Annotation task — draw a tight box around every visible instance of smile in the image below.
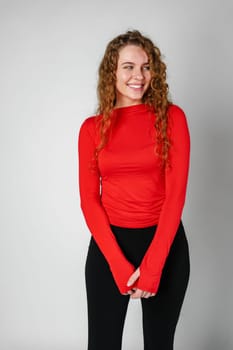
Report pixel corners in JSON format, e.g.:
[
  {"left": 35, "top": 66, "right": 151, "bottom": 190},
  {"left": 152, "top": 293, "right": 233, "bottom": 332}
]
[{"left": 127, "top": 84, "right": 144, "bottom": 89}]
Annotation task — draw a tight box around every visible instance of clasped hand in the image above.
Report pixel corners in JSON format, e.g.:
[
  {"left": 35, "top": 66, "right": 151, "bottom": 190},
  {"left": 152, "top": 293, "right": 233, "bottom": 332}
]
[{"left": 124, "top": 268, "right": 155, "bottom": 299}]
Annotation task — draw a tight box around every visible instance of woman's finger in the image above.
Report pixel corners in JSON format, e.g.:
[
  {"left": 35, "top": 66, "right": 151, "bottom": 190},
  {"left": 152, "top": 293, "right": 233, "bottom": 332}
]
[
  {"left": 141, "top": 291, "right": 147, "bottom": 298},
  {"left": 130, "top": 289, "right": 156, "bottom": 299},
  {"left": 130, "top": 288, "right": 143, "bottom": 299},
  {"left": 127, "top": 268, "right": 140, "bottom": 287},
  {"left": 142, "top": 292, "right": 150, "bottom": 298}
]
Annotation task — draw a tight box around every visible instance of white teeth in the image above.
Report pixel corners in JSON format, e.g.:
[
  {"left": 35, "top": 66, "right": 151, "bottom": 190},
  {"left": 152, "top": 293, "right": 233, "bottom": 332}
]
[{"left": 128, "top": 84, "right": 143, "bottom": 88}]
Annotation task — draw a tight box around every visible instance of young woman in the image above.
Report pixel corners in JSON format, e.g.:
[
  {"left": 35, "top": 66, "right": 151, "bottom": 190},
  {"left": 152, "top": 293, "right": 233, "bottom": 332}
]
[{"left": 78, "top": 30, "right": 190, "bottom": 350}]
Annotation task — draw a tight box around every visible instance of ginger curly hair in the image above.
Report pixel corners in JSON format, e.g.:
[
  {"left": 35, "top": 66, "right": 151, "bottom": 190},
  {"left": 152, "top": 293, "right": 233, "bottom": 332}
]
[{"left": 96, "top": 29, "right": 171, "bottom": 165}]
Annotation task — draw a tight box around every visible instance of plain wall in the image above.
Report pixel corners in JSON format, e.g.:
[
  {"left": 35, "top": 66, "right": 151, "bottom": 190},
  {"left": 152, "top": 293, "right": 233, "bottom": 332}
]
[{"left": 0, "top": 0, "right": 233, "bottom": 349}]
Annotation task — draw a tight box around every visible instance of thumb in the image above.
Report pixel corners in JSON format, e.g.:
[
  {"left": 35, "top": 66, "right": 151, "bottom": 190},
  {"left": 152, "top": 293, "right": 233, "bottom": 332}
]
[{"left": 127, "top": 268, "right": 140, "bottom": 287}]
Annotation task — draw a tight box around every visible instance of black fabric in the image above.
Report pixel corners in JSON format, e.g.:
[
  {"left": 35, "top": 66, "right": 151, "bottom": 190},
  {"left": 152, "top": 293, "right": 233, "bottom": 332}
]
[{"left": 85, "top": 222, "right": 190, "bottom": 350}]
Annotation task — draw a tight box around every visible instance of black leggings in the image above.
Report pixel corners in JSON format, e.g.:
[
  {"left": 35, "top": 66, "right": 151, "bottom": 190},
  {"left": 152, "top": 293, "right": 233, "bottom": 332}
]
[{"left": 85, "top": 222, "right": 190, "bottom": 350}]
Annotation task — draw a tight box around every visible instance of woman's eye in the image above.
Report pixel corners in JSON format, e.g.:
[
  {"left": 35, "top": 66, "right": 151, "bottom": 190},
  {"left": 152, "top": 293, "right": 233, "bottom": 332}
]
[{"left": 122, "top": 65, "right": 150, "bottom": 71}]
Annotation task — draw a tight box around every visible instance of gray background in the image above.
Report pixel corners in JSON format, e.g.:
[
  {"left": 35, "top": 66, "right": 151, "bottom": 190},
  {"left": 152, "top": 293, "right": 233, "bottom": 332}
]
[{"left": 0, "top": 0, "right": 233, "bottom": 349}]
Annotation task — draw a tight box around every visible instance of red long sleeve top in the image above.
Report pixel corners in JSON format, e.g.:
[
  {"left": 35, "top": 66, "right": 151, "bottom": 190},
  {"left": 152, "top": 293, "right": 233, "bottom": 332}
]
[{"left": 78, "top": 103, "right": 190, "bottom": 294}]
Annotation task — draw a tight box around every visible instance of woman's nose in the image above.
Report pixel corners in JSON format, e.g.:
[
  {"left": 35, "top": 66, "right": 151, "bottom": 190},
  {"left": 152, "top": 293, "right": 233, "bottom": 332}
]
[{"left": 133, "top": 68, "right": 144, "bottom": 80}]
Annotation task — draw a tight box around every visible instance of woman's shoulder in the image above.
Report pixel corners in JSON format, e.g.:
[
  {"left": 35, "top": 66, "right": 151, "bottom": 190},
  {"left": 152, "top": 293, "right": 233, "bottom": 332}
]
[
  {"left": 79, "top": 113, "right": 101, "bottom": 134},
  {"left": 168, "top": 103, "right": 188, "bottom": 126},
  {"left": 168, "top": 103, "right": 186, "bottom": 117},
  {"left": 80, "top": 115, "right": 96, "bottom": 128},
  {"left": 167, "top": 104, "right": 189, "bottom": 142}
]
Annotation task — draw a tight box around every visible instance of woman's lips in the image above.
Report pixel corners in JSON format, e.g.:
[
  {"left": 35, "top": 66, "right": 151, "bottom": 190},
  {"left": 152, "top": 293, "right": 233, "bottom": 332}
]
[{"left": 127, "top": 84, "right": 144, "bottom": 90}]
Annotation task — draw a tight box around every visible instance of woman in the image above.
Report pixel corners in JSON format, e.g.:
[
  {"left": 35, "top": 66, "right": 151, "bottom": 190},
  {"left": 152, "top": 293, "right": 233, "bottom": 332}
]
[{"left": 78, "top": 30, "right": 190, "bottom": 350}]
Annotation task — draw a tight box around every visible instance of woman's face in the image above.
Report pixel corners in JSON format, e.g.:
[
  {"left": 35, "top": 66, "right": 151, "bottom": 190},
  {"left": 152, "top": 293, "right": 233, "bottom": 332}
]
[{"left": 115, "top": 45, "right": 151, "bottom": 108}]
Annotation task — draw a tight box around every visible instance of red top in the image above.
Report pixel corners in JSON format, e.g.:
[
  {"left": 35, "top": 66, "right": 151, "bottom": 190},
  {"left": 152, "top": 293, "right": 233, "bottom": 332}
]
[{"left": 78, "top": 103, "right": 190, "bottom": 294}]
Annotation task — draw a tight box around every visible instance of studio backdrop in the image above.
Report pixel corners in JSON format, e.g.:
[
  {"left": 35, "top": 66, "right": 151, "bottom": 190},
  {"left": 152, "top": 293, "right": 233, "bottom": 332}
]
[{"left": 0, "top": 0, "right": 233, "bottom": 349}]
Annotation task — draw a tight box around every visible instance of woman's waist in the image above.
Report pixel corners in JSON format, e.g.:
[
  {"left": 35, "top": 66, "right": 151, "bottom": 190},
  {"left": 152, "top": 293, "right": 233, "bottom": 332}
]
[{"left": 101, "top": 196, "right": 163, "bottom": 228}]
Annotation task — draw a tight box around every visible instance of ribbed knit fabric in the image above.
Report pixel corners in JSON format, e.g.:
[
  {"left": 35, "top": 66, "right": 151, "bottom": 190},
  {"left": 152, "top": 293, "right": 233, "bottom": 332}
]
[{"left": 78, "top": 103, "right": 190, "bottom": 294}]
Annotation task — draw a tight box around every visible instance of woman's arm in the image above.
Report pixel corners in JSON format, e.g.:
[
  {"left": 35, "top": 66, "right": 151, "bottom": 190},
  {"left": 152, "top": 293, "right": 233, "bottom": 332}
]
[
  {"left": 137, "top": 105, "right": 190, "bottom": 294},
  {"left": 78, "top": 117, "right": 135, "bottom": 294}
]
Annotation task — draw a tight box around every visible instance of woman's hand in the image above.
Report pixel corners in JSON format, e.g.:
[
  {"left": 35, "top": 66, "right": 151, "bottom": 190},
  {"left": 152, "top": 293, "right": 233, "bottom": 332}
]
[{"left": 125, "top": 268, "right": 156, "bottom": 299}]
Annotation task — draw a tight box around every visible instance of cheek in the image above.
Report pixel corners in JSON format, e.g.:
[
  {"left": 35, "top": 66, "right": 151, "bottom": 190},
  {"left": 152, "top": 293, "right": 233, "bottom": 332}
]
[
  {"left": 115, "top": 77, "right": 125, "bottom": 93},
  {"left": 116, "top": 70, "right": 130, "bottom": 83}
]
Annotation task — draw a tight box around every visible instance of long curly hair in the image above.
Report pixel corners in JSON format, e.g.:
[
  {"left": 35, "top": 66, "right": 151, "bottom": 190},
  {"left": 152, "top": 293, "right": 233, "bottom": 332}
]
[{"left": 96, "top": 29, "right": 171, "bottom": 165}]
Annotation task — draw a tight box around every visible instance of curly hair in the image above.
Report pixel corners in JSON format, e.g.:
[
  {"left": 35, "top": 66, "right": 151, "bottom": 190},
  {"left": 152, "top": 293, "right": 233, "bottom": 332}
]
[{"left": 96, "top": 29, "right": 171, "bottom": 165}]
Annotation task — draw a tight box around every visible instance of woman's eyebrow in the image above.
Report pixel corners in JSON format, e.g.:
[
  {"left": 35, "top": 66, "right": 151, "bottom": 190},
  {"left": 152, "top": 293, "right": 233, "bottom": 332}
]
[
  {"left": 121, "top": 61, "right": 149, "bottom": 65},
  {"left": 121, "top": 61, "right": 134, "bottom": 65}
]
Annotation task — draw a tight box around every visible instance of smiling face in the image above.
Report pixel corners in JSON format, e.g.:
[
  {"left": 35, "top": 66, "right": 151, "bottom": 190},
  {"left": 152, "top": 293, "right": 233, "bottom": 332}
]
[{"left": 115, "top": 45, "right": 152, "bottom": 108}]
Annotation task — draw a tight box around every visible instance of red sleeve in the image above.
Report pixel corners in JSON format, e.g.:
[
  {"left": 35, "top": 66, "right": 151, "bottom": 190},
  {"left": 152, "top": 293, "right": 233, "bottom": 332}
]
[
  {"left": 78, "top": 117, "right": 135, "bottom": 294},
  {"left": 137, "top": 105, "right": 190, "bottom": 293}
]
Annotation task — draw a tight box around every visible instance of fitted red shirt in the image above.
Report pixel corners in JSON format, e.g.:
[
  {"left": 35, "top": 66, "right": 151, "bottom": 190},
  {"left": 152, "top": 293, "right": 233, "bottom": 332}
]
[{"left": 78, "top": 103, "right": 190, "bottom": 294}]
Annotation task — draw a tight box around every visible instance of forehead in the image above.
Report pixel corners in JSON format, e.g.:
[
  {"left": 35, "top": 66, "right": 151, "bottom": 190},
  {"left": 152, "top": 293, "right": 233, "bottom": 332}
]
[{"left": 118, "top": 45, "right": 149, "bottom": 63}]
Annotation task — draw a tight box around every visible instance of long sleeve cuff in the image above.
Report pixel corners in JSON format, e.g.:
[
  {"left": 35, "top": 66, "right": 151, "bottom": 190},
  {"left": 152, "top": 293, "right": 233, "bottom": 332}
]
[
  {"left": 136, "top": 272, "right": 162, "bottom": 294},
  {"left": 109, "top": 261, "right": 136, "bottom": 294}
]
